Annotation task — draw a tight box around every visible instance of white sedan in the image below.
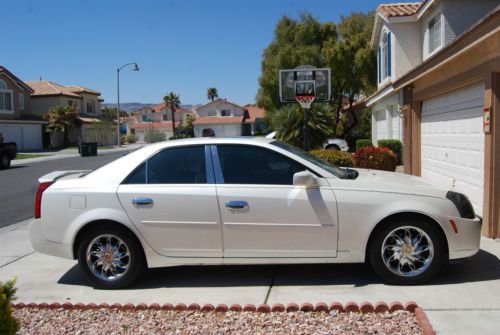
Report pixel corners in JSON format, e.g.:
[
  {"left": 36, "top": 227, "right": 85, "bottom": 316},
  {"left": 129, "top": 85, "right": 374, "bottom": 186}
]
[
  {"left": 30, "top": 137, "right": 481, "bottom": 288},
  {"left": 265, "top": 131, "right": 349, "bottom": 151}
]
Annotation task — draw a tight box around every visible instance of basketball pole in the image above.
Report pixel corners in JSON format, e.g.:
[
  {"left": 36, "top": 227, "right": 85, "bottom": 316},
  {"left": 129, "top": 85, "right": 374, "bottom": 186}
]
[{"left": 303, "top": 107, "right": 309, "bottom": 151}]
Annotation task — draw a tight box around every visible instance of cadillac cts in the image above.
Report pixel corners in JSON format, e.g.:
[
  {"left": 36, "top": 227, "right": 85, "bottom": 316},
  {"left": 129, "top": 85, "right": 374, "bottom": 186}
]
[{"left": 29, "top": 137, "right": 481, "bottom": 288}]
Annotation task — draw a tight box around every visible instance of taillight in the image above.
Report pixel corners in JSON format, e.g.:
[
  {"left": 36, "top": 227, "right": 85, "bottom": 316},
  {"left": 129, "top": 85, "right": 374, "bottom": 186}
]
[{"left": 35, "top": 182, "right": 54, "bottom": 219}]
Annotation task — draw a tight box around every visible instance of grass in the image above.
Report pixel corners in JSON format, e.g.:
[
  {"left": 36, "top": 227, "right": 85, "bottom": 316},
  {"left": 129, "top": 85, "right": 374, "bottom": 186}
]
[{"left": 15, "top": 153, "right": 52, "bottom": 160}]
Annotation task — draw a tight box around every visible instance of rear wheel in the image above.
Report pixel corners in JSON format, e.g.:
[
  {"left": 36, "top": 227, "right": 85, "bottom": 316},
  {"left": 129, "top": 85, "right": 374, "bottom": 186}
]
[
  {"left": 325, "top": 144, "right": 340, "bottom": 151},
  {"left": 368, "top": 219, "right": 447, "bottom": 285},
  {"left": 0, "top": 154, "right": 11, "bottom": 169},
  {"left": 77, "top": 225, "right": 145, "bottom": 289}
]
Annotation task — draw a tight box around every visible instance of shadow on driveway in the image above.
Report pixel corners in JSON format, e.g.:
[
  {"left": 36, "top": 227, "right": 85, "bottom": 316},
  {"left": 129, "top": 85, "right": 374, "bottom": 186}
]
[{"left": 58, "top": 249, "right": 500, "bottom": 290}]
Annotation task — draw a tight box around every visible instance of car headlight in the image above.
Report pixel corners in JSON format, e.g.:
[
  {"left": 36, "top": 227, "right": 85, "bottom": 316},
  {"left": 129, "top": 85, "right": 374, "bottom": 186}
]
[{"left": 446, "top": 191, "right": 475, "bottom": 219}]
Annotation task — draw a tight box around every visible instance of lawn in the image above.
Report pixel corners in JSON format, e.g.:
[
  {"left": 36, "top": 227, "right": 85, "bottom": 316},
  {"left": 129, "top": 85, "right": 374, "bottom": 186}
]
[{"left": 15, "top": 153, "right": 52, "bottom": 160}]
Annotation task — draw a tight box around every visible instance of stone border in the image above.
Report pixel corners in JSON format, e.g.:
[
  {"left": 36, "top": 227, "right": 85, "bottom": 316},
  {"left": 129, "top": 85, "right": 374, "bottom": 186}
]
[{"left": 12, "top": 301, "right": 434, "bottom": 334}]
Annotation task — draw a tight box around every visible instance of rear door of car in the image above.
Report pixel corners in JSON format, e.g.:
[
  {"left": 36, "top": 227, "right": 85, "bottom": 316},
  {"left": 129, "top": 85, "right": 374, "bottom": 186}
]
[
  {"left": 117, "top": 145, "right": 223, "bottom": 259},
  {"left": 212, "top": 144, "right": 338, "bottom": 259}
]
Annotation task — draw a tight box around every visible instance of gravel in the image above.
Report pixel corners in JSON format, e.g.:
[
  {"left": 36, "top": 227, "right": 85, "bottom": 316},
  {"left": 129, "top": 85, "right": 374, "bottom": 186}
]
[{"left": 14, "top": 308, "right": 423, "bottom": 335}]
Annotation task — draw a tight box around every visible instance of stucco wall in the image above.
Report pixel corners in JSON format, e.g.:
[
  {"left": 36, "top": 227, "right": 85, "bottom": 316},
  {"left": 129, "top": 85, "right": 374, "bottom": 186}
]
[
  {"left": 0, "top": 73, "right": 32, "bottom": 118},
  {"left": 196, "top": 102, "right": 244, "bottom": 117},
  {"left": 80, "top": 93, "right": 101, "bottom": 116},
  {"left": 31, "top": 96, "right": 81, "bottom": 117}
]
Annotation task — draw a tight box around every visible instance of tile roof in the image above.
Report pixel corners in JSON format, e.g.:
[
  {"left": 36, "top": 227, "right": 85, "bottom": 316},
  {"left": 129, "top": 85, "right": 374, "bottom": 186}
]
[
  {"left": 130, "top": 121, "right": 180, "bottom": 129},
  {"left": 151, "top": 103, "right": 191, "bottom": 113},
  {"left": 377, "top": 2, "right": 423, "bottom": 18},
  {"left": 244, "top": 106, "right": 266, "bottom": 122},
  {"left": 65, "top": 85, "right": 100, "bottom": 95},
  {"left": 0, "top": 66, "right": 34, "bottom": 93},
  {"left": 26, "top": 81, "right": 82, "bottom": 98},
  {"left": 193, "top": 116, "right": 243, "bottom": 125},
  {"left": 195, "top": 98, "right": 245, "bottom": 111}
]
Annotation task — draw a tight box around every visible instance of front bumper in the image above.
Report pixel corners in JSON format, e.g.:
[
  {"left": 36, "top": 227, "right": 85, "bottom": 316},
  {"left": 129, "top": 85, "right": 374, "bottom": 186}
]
[
  {"left": 29, "top": 219, "right": 73, "bottom": 259},
  {"left": 446, "top": 215, "right": 482, "bottom": 260}
]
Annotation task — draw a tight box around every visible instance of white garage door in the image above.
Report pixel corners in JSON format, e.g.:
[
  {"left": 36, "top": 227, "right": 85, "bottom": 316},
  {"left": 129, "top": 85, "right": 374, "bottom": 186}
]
[
  {"left": 0, "top": 123, "right": 42, "bottom": 151},
  {"left": 421, "top": 82, "right": 484, "bottom": 216}
]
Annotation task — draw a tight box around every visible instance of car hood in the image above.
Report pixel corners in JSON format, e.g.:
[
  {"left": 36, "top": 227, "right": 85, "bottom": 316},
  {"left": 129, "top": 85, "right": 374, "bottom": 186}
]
[{"left": 329, "top": 168, "right": 449, "bottom": 199}]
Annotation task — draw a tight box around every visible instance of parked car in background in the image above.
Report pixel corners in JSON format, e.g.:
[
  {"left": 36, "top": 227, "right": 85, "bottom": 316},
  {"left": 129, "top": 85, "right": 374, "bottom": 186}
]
[
  {"left": 265, "top": 131, "right": 349, "bottom": 151},
  {"left": 30, "top": 137, "right": 481, "bottom": 288},
  {"left": 0, "top": 131, "right": 17, "bottom": 169}
]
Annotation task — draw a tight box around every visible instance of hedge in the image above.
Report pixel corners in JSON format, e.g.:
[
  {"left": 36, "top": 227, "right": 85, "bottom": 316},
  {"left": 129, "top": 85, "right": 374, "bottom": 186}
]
[
  {"left": 354, "top": 146, "right": 398, "bottom": 172},
  {"left": 356, "top": 139, "right": 373, "bottom": 151},
  {"left": 378, "top": 139, "right": 403, "bottom": 164},
  {"left": 309, "top": 149, "right": 354, "bottom": 167}
]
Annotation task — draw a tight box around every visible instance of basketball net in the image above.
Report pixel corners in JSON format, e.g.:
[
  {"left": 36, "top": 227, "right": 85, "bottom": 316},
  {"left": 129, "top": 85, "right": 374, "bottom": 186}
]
[{"left": 295, "top": 95, "right": 315, "bottom": 109}]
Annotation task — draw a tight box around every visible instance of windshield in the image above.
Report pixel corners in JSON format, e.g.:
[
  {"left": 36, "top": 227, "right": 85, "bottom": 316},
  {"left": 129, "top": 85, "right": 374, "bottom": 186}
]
[{"left": 271, "top": 141, "right": 347, "bottom": 179}]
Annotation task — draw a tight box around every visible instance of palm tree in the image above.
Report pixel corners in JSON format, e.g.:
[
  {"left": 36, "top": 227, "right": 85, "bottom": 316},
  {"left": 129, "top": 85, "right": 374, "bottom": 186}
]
[
  {"left": 163, "top": 92, "right": 181, "bottom": 137},
  {"left": 207, "top": 87, "right": 218, "bottom": 101},
  {"left": 42, "top": 105, "right": 81, "bottom": 146}
]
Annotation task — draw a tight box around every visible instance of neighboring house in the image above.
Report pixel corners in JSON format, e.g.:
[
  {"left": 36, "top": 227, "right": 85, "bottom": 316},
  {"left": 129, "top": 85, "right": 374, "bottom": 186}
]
[
  {"left": 129, "top": 103, "right": 191, "bottom": 141},
  {"left": 0, "top": 66, "right": 45, "bottom": 151},
  {"left": 193, "top": 98, "right": 266, "bottom": 137},
  {"left": 367, "top": 1, "right": 500, "bottom": 237},
  {"left": 26, "top": 80, "right": 116, "bottom": 146}
]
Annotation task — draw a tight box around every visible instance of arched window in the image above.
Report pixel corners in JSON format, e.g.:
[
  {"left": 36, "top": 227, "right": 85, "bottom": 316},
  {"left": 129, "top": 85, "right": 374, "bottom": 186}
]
[{"left": 0, "top": 79, "right": 13, "bottom": 113}]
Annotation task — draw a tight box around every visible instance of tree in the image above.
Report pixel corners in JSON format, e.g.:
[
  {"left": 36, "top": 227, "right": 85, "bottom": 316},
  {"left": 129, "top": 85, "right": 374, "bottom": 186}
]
[
  {"left": 256, "top": 12, "right": 376, "bottom": 138},
  {"left": 207, "top": 87, "right": 218, "bottom": 101},
  {"left": 42, "top": 105, "right": 81, "bottom": 146},
  {"left": 101, "top": 107, "right": 127, "bottom": 122},
  {"left": 182, "top": 114, "right": 196, "bottom": 138},
  {"left": 163, "top": 92, "right": 181, "bottom": 136},
  {"left": 87, "top": 120, "right": 114, "bottom": 146}
]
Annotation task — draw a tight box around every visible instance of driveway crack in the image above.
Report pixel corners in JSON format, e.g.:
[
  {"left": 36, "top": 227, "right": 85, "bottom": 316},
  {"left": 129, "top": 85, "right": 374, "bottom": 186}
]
[{"left": 263, "top": 266, "right": 278, "bottom": 305}]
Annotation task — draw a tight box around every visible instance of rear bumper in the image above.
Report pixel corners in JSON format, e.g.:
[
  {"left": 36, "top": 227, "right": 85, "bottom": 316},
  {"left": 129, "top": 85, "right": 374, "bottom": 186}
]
[
  {"left": 29, "top": 219, "right": 73, "bottom": 259},
  {"left": 447, "top": 215, "right": 482, "bottom": 260}
]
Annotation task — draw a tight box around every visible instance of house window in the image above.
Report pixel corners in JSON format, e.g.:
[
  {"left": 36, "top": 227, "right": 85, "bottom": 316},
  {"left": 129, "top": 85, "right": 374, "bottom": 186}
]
[
  {"left": 221, "top": 110, "right": 231, "bottom": 117},
  {"left": 379, "top": 31, "right": 390, "bottom": 81},
  {"left": 86, "top": 101, "right": 95, "bottom": 114},
  {"left": 0, "top": 80, "right": 13, "bottom": 113},
  {"left": 428, "top": 14, "right": 442, "bottom": 53},
  {"left": 19, "top": 94, "right": 24, "bottom": 110}
]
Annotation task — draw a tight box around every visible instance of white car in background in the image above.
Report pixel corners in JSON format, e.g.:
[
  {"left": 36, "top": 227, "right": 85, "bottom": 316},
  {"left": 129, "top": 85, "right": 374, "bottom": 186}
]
[
  {"left": 265, "top": 131, "right": 349, "bottom": 151},
  {"left": 30, "top": 137, "right": 481, "bottom": 289}
]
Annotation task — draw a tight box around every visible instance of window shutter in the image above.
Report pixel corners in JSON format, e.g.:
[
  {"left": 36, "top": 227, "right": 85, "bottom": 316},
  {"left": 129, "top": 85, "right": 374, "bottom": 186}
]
[
  {"left": 378, "top": 46, "right": 381, "bottom": 83},
  {"left": 387, "top": 32, "right": 392, "bottom": 77}
]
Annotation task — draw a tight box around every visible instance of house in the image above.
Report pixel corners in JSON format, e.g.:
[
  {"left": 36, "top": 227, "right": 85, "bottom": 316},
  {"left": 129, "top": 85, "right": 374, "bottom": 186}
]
[
  {"left": 193, "top": 98, "right": 266, "bottom": 137},
  {"left": 367, "top": 1, "right": 500, "bottom": 237},
  {"left": 129, "top": 103, "right": 191, "bottom": 141},
  {"left": 0, "top": 66, "right": 45, "bottom": 151},
  {"left": 26, "top": 80, "right": 116, "bottom": 146}
]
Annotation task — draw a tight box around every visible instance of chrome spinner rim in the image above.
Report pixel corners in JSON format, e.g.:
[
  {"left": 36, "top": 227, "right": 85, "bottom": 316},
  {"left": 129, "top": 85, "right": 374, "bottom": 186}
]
[
  {"left": 86, "top": 234, "right": 130, "bottom": 282},
  {"left": 381, "top": 226, "right": 434, "bottom": 277}
]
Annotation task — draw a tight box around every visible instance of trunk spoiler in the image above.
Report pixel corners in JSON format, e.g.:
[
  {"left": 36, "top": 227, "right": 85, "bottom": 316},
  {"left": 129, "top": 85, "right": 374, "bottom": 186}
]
[{"left": 38, "top": 170, "right": 92, "bottom": 183}]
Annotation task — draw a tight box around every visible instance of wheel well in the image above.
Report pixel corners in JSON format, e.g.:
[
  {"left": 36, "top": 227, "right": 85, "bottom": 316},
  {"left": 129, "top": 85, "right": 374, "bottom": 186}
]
[
  {"left": 325, "top": 144, "right": 340, "bottom": 150},
  {"left": 364, "top": 212, "right": 449, "bottom": 263},
  {"left": 72, "top": 220, "right": 145, "bottom": 260}
]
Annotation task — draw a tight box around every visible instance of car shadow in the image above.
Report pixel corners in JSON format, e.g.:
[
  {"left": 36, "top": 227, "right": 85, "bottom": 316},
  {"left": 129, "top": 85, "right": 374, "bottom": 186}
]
[{"left": 58, "top": 249, "right": 500, "bottom": 290}]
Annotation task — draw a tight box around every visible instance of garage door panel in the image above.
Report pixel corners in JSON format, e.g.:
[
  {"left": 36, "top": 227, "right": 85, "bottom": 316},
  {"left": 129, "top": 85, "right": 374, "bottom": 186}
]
[{"left": 421, "top": 82, "right": 484, "bottom": 216}]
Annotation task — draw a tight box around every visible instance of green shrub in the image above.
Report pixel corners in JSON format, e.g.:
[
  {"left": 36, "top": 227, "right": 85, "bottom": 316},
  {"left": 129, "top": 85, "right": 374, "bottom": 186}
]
[
  {"left": 378, "top": 139, "right": 403, "bottom": 164},
  {"left": 310, "top": 149, "right": 354, "bottom": 167},
  {"left": 0, "top": 279, "right": 19, "bottom": 335},
  {"left": 124, "top": 134, "right": 137, "bottom": 144},
  {"left": 354, "top": 146, "right": 398, "bottom": 171},
  {"left": 144, "top": 129, "right": 166, "bottom": 143},
  {"left": 356, "top": 139, "right": 373, "bottom": 151}
]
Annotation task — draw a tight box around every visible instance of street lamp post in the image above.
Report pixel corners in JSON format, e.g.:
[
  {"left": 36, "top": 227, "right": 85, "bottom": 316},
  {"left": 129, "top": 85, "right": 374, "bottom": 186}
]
[{"left": 116, "top": 62, "right": 139, "bottom": 147}]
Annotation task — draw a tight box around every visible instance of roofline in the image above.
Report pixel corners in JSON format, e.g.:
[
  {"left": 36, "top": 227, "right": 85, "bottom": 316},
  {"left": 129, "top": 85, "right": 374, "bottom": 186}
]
[
  {"left": 195, "top": 98, "right": 245, "bottom": 111},
  {"left": 0, "top": 67, "right": 35, "bottom": 93}
]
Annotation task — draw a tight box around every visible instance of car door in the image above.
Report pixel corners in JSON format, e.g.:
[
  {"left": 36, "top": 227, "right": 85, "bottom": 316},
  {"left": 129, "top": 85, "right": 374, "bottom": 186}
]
[
  {"left": 117, "top": 145, "right": 223, "bottom": 259},
  {"left": 212, "top": 144, "right": 338, "bottom": 259}
]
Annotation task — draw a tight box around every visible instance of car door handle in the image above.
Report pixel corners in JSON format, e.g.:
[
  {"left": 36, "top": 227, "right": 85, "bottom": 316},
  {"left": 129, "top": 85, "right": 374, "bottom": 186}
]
[
  {"left": 132, "top": 197, "right": 153, "bottom": 206},
  {"left": 225, "top": 200, "right": 248, "bottom": 210}
]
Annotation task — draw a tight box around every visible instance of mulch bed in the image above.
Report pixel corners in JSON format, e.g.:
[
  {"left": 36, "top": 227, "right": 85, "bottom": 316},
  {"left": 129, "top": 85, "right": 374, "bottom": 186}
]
[{"left": 13, "top": 308, "right": 425, "bottom": 335}]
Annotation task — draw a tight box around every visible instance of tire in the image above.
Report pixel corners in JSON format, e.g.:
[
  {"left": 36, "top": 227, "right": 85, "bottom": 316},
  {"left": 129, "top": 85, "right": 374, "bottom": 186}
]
[
  {"left": 325, "top": 144, "right": 340, "bottom": 151},
  {"left": 368, "top": 218, "right": 447, "bottom": 285},
  {"left": 77, "top": 225, "right": 146, "bottom": 289},
  {"left": 0, "top": 154, "right": 11, "bottom": 170}
]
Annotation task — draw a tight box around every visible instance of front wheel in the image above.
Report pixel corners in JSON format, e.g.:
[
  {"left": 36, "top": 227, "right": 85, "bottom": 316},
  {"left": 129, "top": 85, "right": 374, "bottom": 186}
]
[
  {"left": 0, "top": 154, "right": 11, "bottom": 169},
  {"left": 368, "top": 219, "right": 447, "bottom": 285},
  {"left": 77, "top": 226, "right": 145, "bottom": 289}
]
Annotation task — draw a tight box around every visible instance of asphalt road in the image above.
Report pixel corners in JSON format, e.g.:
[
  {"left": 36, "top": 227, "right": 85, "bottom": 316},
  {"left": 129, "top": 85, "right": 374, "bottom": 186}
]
[{"left": 0, "top": 152, "right": 129, "bottom": 228}]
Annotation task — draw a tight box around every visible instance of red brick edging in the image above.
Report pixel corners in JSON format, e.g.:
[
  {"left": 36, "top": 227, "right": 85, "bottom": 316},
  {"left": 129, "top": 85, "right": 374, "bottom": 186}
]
[{"left": 414, "top": 307, "right": 436, "bottom": 335}]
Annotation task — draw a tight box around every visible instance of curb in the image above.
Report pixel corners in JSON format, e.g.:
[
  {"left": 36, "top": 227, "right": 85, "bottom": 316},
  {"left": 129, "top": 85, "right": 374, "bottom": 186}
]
[{"left": 12, "top": 300, "right": 421, "bottom": 314}]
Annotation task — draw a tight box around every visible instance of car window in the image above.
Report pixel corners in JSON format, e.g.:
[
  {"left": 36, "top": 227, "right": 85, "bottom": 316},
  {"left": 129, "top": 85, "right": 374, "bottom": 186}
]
[
  {"left": 148, "top": 146, "right": 206, "bottom": 184},
  {"left": 123, "top": 162, "right": 147, "bottom": 184},
  {"left": 217, "top": 145, "right": 308, "bottom": 185}
]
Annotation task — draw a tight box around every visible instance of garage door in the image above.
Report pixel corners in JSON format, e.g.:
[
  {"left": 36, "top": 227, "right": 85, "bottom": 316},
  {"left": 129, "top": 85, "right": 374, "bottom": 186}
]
[
  {"left": 421, "top": 82, "right": 484, "bottom": 216},
  {"left": 0, "top": 123, "right": 42, "bottom": 151}
]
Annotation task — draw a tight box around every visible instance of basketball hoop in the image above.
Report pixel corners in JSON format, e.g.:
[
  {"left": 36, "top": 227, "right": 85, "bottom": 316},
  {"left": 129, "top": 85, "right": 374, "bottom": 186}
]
[{"left": 295, "top": 95, "right": 315, "bottom": 109}]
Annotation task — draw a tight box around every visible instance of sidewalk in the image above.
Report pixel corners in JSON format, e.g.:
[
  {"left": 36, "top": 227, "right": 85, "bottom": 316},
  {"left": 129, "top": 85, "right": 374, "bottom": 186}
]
[{"left": 12, "top": 143, "right": 145, "bottom": 166}]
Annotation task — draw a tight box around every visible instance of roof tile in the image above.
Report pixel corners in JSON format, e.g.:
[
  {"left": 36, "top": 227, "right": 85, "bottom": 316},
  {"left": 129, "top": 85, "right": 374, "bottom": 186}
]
[{"left": 378, "top": 2, "right": 422, "bottom": 18}]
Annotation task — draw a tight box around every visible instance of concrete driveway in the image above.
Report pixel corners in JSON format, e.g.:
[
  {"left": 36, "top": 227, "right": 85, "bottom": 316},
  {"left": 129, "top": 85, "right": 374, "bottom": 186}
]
[{"left": 1, "top": 220, "right": 500, "bottom": 334}]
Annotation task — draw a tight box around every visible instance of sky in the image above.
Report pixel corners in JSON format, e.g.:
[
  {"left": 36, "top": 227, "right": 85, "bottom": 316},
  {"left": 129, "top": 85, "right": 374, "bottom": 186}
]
[{"left": 3, "top": 0, "right": 402, "bottom": 106}]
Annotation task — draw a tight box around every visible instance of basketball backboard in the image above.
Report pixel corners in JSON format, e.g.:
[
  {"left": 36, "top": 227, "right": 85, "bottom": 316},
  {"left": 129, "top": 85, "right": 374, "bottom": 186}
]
[{"left": 279, "top": 65, "right": 331, "bottom": 103}]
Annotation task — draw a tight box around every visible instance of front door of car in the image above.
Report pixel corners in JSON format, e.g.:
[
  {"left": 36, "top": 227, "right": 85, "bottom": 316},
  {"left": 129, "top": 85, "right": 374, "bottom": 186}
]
[
  {"left": 212, "top": 144, "right": 338, "bottom": 259},
  {"left": 117, "top": 145, "right": 223, "bottom": 259}
]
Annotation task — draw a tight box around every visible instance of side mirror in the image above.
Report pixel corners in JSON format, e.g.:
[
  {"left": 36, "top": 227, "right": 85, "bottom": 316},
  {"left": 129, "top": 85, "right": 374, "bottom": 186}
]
[{"left": 293, "top": 170, "right": 317, "bottom": 188}]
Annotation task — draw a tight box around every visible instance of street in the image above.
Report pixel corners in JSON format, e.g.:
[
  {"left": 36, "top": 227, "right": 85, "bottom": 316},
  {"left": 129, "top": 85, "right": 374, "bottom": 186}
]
[{"left": 0, "top": 152, "right": 129, "bottom": 228}]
